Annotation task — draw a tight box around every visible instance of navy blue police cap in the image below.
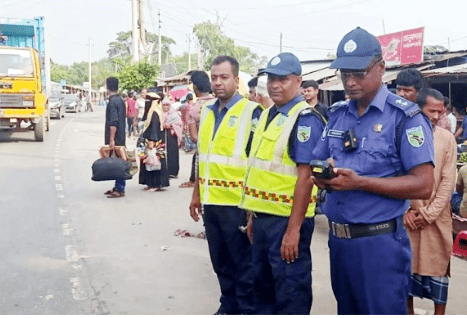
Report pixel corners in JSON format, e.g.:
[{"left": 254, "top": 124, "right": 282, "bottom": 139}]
[
  {"left": 330, "top": 27, "right": 382, "bottom": 70},
  {"left": 260, "top": 52, "right": 302, "bottom": 76}
]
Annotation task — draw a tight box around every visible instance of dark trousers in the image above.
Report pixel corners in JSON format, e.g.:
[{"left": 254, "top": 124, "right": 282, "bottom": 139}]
[
  {"left": 189, "top": 152, "right": 196, "bottom": 182},
  {"left": 127, "top": 117, "right": 135, "bottom": 135},
  {"left": 252, "top": 214, "right": 314, "bottom": 315},
  {"left": 203, "top": 205, "right": 255, "bottom": 314},
  {"left": 114, "top": 179, "right": 125, "bottom": 192},
  {"left": 328, "top": 216, "right": 411, "bottom": 315}
]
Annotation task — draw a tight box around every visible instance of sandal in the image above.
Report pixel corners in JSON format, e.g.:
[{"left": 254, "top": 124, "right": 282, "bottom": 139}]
[
  {"left": 179, "top": 181, "right": 194, "bottom": 188},
  {"left": 107, "top": 191, "right": 125, "bottom": 198},
  {"left": 104, "top": 188, "right": 116, "bottom": 195},
  {"left": 144, "top": 187, "right": 157, "bottom": 192}
]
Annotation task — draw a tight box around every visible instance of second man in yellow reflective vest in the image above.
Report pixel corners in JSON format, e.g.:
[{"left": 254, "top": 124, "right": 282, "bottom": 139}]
[
  {"left": 189, "top": 55, "right": 263, "bottom": 315},
  {"left": 240, "top": 52, "right": 325, "bottom": 314}
]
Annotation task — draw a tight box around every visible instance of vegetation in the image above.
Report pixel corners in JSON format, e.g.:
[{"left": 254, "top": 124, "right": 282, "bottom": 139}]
[
  {"left": 116, "top": 58, "right": 159, "bottom": 91},
  {"left": 193, "top": 21, "right": 267, "bottom": 74}
]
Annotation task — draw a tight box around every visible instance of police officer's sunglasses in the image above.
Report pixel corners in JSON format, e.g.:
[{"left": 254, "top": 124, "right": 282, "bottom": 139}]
[{"left": 336, "top": 57, "right": 383, "bottom": 81}]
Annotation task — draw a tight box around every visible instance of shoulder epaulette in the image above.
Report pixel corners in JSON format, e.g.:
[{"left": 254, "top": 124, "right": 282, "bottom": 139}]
[
  {"left": 327, "top": 100, "right": 348, "bottom": 114},
  {"left": 386, "top": 93, "right": 420, "bottom": 118},
  {"left": 300, "top": 107, "right": 313, "bottom": 116},
  {"left": 299, "top": 106, "right": 328, "bottom": 125}
]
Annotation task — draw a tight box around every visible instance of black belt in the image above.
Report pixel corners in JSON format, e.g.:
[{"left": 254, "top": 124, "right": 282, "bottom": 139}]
[{"left": 328, "top": 218, "right": 397, "bottom": 239}]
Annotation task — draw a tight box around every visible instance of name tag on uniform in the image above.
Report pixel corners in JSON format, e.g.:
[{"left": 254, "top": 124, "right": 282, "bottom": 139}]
[{"left": 327, "top": 129, "right": 345, "bottom": 138}]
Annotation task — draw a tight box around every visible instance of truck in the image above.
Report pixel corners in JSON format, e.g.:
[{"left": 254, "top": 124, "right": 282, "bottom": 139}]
[{"left": 0, "top": 16, "right": 50, "bottom": 141}]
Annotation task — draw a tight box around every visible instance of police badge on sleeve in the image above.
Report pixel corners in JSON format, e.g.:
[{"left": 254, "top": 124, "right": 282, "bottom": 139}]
[
  {"left": 406, "top": 126, "right": 425, "bottom": 147},
  {"left": 297, "top": 126, "right": 311, "bottom": 142}
]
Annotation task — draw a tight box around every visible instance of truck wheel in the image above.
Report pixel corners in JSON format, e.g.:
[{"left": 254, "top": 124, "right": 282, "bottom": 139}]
[
  {"left": 34, "top": 117, "right": 44, "bottom": 142},
  {"left": 46, "top": 111, "right": 51, "bottom": 132}
]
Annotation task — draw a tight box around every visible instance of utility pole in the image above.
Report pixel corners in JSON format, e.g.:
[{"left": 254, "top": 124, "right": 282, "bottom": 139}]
[
  {"left": 140, "top": 0, "right": 146, "bottom": 59},
  {"left": 187, "top": 33, "right": 191, "bottom": 71},
  {"left": 197, "top": 43, "right": 203, "bottom": 70},
  {"left": 382, "top": 19, "right": 386, "bottom": 34},
  {"left": 448, "top": 37, "right": 451, "bottom": 51},
  {"left": 131, "top": 0, "right": 140, "bottom": 62},
  {"left": 88, "top": 38, "right": 92, "bottom": 100},
  {"left": 280, "top": 33, "right": 283, "bottom": 53},
  {"left": 158, "top": 10, "right": 162, "bottom": 66}
]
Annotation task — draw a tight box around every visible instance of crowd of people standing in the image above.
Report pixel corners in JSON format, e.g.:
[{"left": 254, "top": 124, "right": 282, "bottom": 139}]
[{"left": 99, "top": 25, "right": 464, "bottom": 315}]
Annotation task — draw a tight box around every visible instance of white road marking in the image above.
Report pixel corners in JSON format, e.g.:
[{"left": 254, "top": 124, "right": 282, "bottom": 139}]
[
  {"left": 74, "top": 129, "right": 79, "bottom": 133},
  {"left": 57, "top": 194, "right": 65, "bottom": 199},
  {"left": 55, "top": 176, "right": 61, "bottom": 181},
  {"left": 70, "top": 277, "right": 86, "bottom": 300},
  {"left": 59, "top": 208, "right": 68, "bottom": 216},
  {"left": 55, "top": 184, "right": 63, "bottom": 191},
  {"left": 54, "top": 158, "right": 59, "bottom": 162},
  {"left": 54, "top": 169, "right": 60, "bottom": 174},
  {"left": 65, "top": 245, "right": 79, "bottom": 262},
  {"left": 50, "top": 122, "right": 56, "bottom": 126}
]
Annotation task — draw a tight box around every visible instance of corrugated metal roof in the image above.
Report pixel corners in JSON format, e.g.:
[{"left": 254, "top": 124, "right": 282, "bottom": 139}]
[
  {"left": 422, "top": 63, "right": 467, "bottom": 76},
  {"left": 302, "top": 67, "right": 336, "bottom": 81}
]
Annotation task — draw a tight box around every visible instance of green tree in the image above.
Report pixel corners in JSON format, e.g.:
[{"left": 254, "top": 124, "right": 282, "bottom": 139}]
[
  {"left": 116, "top": 58, "right": 159, "bottom": 91},
  {"left": 171, "top": 52, "right": 199, "bottom": 73},
  {"left": 50, "top": 60, "right": 70, "bottom": 83},
  {"left": 193, "top": 21, "right": 267, "bottom": 74},
  {"left": 91, "top": 58, "right": 117, "bottom": 89}
]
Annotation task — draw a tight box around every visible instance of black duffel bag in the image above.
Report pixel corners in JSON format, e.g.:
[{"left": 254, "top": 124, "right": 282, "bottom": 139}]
[{"left": 91, "top": 151, "right": 133, "bottom": 181}]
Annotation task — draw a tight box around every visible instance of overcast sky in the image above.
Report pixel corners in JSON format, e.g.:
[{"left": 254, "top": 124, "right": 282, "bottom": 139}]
[{"left": 3, "top": 0, "right": 466, "bottom": 68}]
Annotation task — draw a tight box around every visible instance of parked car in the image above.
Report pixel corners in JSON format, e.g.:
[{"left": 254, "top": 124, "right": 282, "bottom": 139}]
[
  {"left": 48, "top": 90, "right": 65, "bottom": 119},
  {"left": 63, "top": 94, "right": 82, "bottom": 113}
]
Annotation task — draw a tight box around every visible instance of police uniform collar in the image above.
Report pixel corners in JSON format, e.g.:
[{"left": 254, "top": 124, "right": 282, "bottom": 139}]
[
  {"left": 273, "top": 95, "right": 304, "bottom": 116},
  {"left": 209, "top": 92, "right": 243, "bottom": 111},
  {"left": 348, "top": 85, "right": 389, "bottom": 116}
]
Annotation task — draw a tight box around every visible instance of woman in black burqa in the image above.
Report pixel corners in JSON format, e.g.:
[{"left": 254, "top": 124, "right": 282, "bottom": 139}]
[{"left": 138, "top": 92, "right": 170, "bottom": 191}]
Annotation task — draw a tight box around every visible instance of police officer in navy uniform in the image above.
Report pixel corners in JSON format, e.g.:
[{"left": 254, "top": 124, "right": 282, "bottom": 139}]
[
  {"left": 242, "top": 52, "right": 325, "bottom": 314},
  {"left": 311, "top": 27, "right": 435, "bottom": 315}
]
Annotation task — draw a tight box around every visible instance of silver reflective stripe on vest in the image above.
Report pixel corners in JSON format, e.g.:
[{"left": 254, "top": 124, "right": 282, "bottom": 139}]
[
  {"left": 198, "top": 153, "right": 248, "bottom": 167},
  {"left": 273, "top": 103, "right": 310, "bottom": 164},
  {"left": 248, "top": 157, "right": 298, "bottom": 175},
  {"left": 232, "top": 101, "right": 258, "bottom": 158},
  {"left": 247, "top": 103, "right": 309, "bottom": 176}
]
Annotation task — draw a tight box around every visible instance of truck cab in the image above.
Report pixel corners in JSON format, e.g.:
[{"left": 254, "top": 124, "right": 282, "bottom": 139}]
[{"left": 0, "top": 16, "right": 49, "bottom": 141}]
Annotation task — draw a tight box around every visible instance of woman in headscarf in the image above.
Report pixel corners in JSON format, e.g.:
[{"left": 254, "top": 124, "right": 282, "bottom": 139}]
[
  {"left": 161, "top": 98, "right": 183, "bottom": 178},
  {"left": 138, "top": 92, "right": 170, "bottom": 191}
]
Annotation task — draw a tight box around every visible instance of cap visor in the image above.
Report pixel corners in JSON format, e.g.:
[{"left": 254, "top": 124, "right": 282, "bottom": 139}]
[
  {"left": 329, "top": 55, "right": 374, "bottom": 70},
  {"left": 260, "top": 68, "right": 296, "bottom": 76}
]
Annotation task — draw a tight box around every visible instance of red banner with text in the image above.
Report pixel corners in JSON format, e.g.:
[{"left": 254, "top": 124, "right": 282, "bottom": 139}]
[{"left": 377, "top": 27, "right": 424, "bottom": 66}]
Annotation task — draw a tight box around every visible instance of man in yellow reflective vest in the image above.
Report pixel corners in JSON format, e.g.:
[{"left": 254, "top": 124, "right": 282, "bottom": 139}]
[
  {"left": 189, "top": 55, "right": 263, "bottom": 315},
  {"left": 240, "top": 52, "right": 325, "bottom": 314}
]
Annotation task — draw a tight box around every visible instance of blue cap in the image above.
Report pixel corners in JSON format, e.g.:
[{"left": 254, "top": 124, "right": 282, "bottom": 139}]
[
  {"left": 261, "top": 52, "right": 302, "bottom": 76},
  {"left": 330, "top": 27, "right": 382, "bottom": 70}
]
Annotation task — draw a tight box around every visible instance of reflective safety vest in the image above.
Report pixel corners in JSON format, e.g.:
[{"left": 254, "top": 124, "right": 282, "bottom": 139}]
[
  {"left": 240, "top": 101, "right": 318, "bottom": 217},
  {"left": 198, "top": 97, "right": 262, "bottom": 206}
]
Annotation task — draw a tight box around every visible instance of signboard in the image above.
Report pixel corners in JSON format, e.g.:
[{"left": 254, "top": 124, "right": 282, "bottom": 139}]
[{"left": 377, "top": 27, "right": 424, "bottom": 66}]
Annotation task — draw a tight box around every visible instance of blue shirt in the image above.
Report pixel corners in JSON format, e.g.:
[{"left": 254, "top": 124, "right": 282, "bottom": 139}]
[
  {"left": 208, "top": 92, "right": 263, "bottom": 155},
  {"left": 462, "top": 116, "right": 467, "bottom": 141},
  {"left": 312, "top": 85, "right": 435, "bottom": 224},
  {"left": 266, "top": 95, "right": 325, "bottom": 165}
]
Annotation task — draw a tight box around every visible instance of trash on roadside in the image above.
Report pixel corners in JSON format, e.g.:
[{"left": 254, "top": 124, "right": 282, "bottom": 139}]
[
  {"left": 160, "top": 246, "right": 172, "bottom": 251},
  {"left": 174, "top": 229, "right": 206, "bottom": 239}
]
